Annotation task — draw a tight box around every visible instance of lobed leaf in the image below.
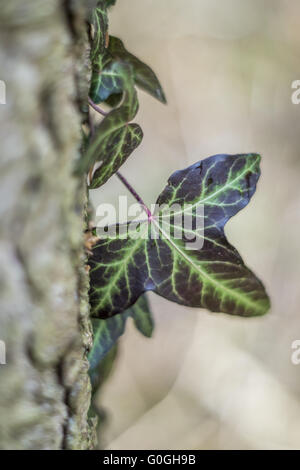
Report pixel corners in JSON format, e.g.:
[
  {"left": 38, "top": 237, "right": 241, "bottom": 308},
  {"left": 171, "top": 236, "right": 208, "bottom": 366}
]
[
  {"left": 88, "top": 295, "right": 154, "bottom": 382},
  {"left": 108, "top": 36, "right": 167, "bottom": 104},
  {"left": 89, "top": 153, "right": 270, "bottom": 319},
  {"left": 90, "top": 36, "right": 166, "bottom": 106}
]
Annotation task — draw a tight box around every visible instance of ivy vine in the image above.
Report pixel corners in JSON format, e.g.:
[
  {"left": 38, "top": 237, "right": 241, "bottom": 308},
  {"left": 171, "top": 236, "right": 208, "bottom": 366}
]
[{"left": 82, "top": 1, "right": 270, "bottom": 395}]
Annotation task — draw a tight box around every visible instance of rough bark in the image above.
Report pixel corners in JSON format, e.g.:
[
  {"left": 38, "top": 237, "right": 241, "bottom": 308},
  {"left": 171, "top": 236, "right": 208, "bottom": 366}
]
[{"left": 0, "top": 0, "right": 97, "bottom": 449}]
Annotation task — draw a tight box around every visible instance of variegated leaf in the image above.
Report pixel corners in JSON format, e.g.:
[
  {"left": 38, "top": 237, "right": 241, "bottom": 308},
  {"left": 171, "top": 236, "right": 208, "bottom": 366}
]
[
  {"left": 108, "top": 36, "right": 166, "bottom": 103},
  {"left": 89, "top": 1, "right": 109, "bottom": 71},
  {"left": 89, "top": 124, "right": 143, "bottom": 189},
  {"left": 89, "top": 153, "right": 270, "bottom": 319},
  {"left": 76, "top": 62, "right": 141, "bottom": 181},
  {"left": 90, "top": 36, "right": 166, "bottom": 106}
]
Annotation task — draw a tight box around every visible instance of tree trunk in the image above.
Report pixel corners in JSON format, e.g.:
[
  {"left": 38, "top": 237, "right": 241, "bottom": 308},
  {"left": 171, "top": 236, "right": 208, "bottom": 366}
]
[{"left": 0, "top": 0, "right": 97, "bottom": 449}]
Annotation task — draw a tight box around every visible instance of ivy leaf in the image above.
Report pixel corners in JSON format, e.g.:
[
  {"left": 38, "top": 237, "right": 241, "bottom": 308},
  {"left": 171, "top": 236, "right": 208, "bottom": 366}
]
[
  {"left": 89, "top": 1, "right": 109, "bottom": 71},
  {"left": 89, "top": 314, "right": 129, "bottom": 375},
  {"left": 89, "top": 153, "right": 270, "bottom": 318},
  {"left": 89, "top": 124, "right": 143, "bottom": 189},
  {"left": 76, "top": 62, "right": 142, "bottom": 180},
  {"left": 90, "top": 36, "right": 166, "bottom": 106},
  {"left": 108, "top": 36, "right": 167, "bottom": 104},
  {"left": 89, "top": 344, "right": 118, "bottom": 392},
  {"left": 90, "top": 54, "right": 123, "bottom": 104},
  {"left": 88, "top": 295, "right": 154, "bottom": 382}
]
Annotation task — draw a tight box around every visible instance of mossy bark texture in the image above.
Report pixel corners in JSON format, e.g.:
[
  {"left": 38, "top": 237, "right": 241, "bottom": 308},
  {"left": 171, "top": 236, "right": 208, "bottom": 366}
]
[{"left": 0, "top": 0, "right": 97, "bottom": 449}]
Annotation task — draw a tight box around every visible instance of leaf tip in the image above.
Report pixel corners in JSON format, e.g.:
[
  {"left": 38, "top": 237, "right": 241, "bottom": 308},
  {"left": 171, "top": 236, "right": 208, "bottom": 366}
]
[
  {"left": 158, "top": 89, "right": 167, "bottom": 104},
  {"left": 258, "top": 293, "right": 271, "bottom": 316}
]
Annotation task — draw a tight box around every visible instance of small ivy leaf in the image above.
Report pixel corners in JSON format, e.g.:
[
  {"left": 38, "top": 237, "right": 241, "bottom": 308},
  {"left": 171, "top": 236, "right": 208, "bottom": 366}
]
[
  {"left": 89, "top": 343, "right": 118, "bottom": 392},
  {"left": 89, "top": 153, "right": 270, "bottom": 319},
  {"left": 88, "top": 295, "right": 153, "bottom": 384},
  {"left": 89, "top": 123, "right": 143, "bottom": 189},
  {"left": 90, "top": 36, "right": 166, "bottom": 106},
  {"left": 76, "top": 62, "right": 140, "bottom": 177},
  {"left": 89, "top": 1, "right": 109, "bottom": 71},
  {"left": 108, "top": 36, "right": 167, "bottom": 104},
  {"left": 88, "top": 313, "right": 129, "bottom": 375},
  {"left": 106, "top": 0, "right": 117, "bottom": 7},
  {"left": 90, "top": 54, "right": 123, "bottom": 104},
  {"left": 129, "top": 294, "right": 154, "bottom": 338}
]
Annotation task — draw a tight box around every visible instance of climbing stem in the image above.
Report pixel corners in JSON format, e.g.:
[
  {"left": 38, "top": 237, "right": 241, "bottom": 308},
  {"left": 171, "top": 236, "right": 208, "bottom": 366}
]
[{"left": 88, "top": 97, "right": 108, "bottom": 116}]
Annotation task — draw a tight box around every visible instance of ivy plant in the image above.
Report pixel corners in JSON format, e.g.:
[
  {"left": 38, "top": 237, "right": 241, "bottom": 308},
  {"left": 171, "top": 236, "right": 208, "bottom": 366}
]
[{"left": 83, "top": 1, "right": 270, "bottom": 391}]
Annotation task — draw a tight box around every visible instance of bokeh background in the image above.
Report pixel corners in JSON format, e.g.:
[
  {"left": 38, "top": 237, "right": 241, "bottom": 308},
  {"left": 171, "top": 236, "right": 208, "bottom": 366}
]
[{"left": 90, "top": 0, "right": 300, "bottom": 450}]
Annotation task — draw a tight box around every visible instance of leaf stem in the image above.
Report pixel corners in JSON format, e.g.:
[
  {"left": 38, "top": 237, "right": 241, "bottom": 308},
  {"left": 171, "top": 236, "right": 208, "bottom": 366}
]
[
  {"left": 88, "top": 97, "right": 108, "bottom": 116},
  {"left": 116, "top": 171, "right": 153, "bottom": 220}
]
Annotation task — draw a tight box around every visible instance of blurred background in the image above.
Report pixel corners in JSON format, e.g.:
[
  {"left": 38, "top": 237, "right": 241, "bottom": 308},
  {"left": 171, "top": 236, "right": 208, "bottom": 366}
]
[{"left": 89, "top": 0, "right": 300, "bottom": 450}]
